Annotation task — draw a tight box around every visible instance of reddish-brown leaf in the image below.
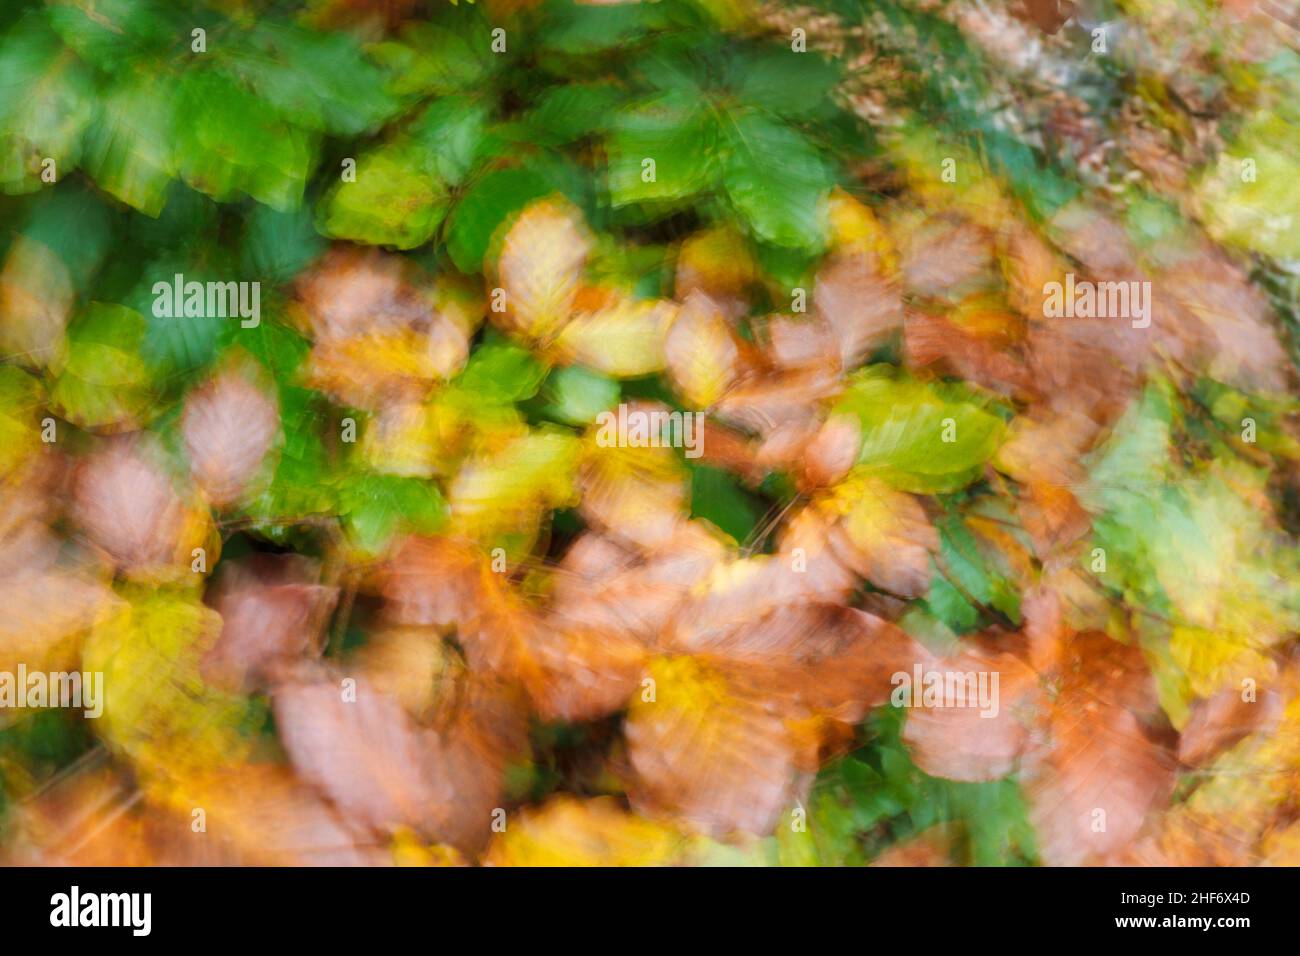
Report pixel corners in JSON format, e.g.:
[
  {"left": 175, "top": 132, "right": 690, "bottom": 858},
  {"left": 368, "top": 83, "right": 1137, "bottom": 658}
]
[
  {"left": 202, "top": 554, "right": 338, "bottom": 692},
  {"left": 1178, "top": 687, "right": 1283, "bottom": 768},
  {"left": 71, "top": 436, "right": 210, "bottom": 578},
  {"left": 900, "top": 643, "right": 1044, "bottom": 782},
  {"left": 182, "top": 359, "right": 279, "bottom": 507}
]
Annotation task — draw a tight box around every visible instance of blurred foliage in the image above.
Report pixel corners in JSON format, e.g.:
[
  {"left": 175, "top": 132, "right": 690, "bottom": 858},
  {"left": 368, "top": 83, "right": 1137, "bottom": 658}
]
[{"left": 0, "top": 0, "right": 1299, "bottom": 868}]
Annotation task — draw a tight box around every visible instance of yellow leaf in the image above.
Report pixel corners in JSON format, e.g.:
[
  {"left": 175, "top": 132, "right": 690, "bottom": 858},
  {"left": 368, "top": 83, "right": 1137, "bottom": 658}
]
[
  {"left": 484, "top": 796, "right": 683, "bottom": 867},
  {"left": 494, "top": 197, "right": 591, "bottom": 343},
  {"left": 1170, "top": 625, "right": 1276, "bottom": 699},
  {"left": 554, "top": 294, "right": 677, "bottom": 378},
  {"left": 81, "top": 589, "right": 258, "bottom": 776},
  {"left": 664, "top": 291, "right": 739, "bottom": 408}
]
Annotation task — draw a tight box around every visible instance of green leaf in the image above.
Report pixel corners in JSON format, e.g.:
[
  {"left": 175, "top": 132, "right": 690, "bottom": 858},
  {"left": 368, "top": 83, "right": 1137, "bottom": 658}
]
[
  {"left": 539, "top": 0, "right": 670, "bottom": 55},
  {"left": 82, "top": 72, "right": 178, "bottom": 216},
  {"left": 316, "top": 141, "right": 449, "bottom": 250},
  {"left": 341, "top": 473, "right": 447, "bottom": 555},
  {"left": 50, "top": 302, "right": 155, "bottom": 431},
  {"left": 241, "top": 202, "right": 326, "bottom": 284},
  {"left": 1195, "top": 110, "right": 1300, "bottom": 259},
  {"left": 732, "top": 48, "right": 841, "bottom": 117},
  {"left": 535, "top": 364, "right": 619, "bottom": 425},
  {"left": 1079, "top": 384, "right": 1174, "bottom": 515},
  {"left": 445, "top": 166, "right": 553, "bottom": 273},
  {"left": 524, "top": 82, "right": 626, "bottom": 145},
  {"left": 172, "top": 69, "right": 315, "bottom": 211},
  {"left": 455, "top": 339, "right": 549, "bottom": 405},
  {"left": 216, "top": 21, "right": 399, "bottom": 137},
  {"left": 931, "top": 515, "right": 1020, "bottom": 625},
  {"left": 126, "top": 254, "right": 238, "bottom": 377},
  {"left": 369, "top": 17, "right": 496, "bottom": 97},
  {"left": 924, "top": 567, "right": 981, "bottom": 634},
  {"left": 45, "top": 0, "right": 178, "bottom": 71},
  {"left": 830, "top": 708, "right": 1038, "bottom": 865},
  {"left": 219, "top": 316, "right": 309, "bottom": 382},
  {"left": 0, "top": 12, "right": 95, "bottom": 194},
  {"left": 19, "top": 183, "right": 114, "bottom": 289},
  {"left": 128, "top": 182, "right": 219, "bottom": 251},
  {"left": 408, "top": 95, "right": 492, "bottom": 186},
  {"left": 833, "top": 368, "right": 1006, "bottom": 493},
  {"left": 720, "top": 110, "right": 831, "bottom": 250},
  {"left": 689, "top": 463, "right": 766, "bottom": 545},
  {"left": 252, "top": 386, "right": 337, "bottom": 521},
  {"left": 606, "top": 92, "right": 718, "bottom": 208}
]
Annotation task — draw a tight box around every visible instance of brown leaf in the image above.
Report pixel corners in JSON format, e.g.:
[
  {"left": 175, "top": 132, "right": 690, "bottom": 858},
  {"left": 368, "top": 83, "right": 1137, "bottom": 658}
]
[
  {"left": 297, "top": 247, "right": 471, "bottom": 407},
  {"left": 306, "top": 325, "right": 466, "bottom": 409},
  {"left": 0, "top": 567, "right": 118, "bottom": 685},
  {"left": 4, "top": 762, "right": 387, "bottom": 866},
  {"left": 1009, "top": 0, "right": 1076, "bottom": 34},
  {"left": 273, "top": 664, "right": 527, "bottom": 854},
  {"left": 3, "top": 764, "right": 194, "bottom": 867},
  {"left": 524, "top": 624, "right": 649, "bottom": 723},
  {"left": 824, "top": 474, "right": 938, "bottom": 598},
  {"left": 995, "top": 410, "right": 1099, "bottom": 489},
  {"left": 1019, "top": 481, "right": 1092, "bottom": 556},
  {"left": 626, "top": 656, "right": 813, "bottom": 835},
  {"left": 904, "top": 310, "right": 1035, "bottom": 400},
  {"left": 421, "top": 676, "right": 531, "bottom": 853},
  {"left": 71, "top": 436, "right": 211, "bottom": 579},
  {"left": 1047, "top": 202, "right": 1140, "bottom": 277},
  {"left": 870, "top": 826, "right": 955, "bottom": 867},
  {"left": 1057, "top": 631, "right": 1163, "bottom": 721},
  {"left": 1158, "top": 249, "right": 1290, "bottom": 393},
  {"left": 381, "top": 535, "right": 486, "bottom": 631},
  {"left": 168, "top": 764, "right": 390, "bottom": 866},
  {"left": 900, "top": 643, "right": 1044, "bottom": 782},
  {"left": 551, "top": 523, "right": 728, "bottom": 640},
  {"left": 673, "top": 601, "right": 925, "bottom": 723},
  {"left": 1023, "top": 631, "right": 1174, "bottom": 864},
  {"left": 1026, "top": 702, "right": 1173, "bottom": 865},
  {"left": 1026, "top": 318, "right": 1143, "bottom": 423},
  {"left": 296, "top": 245, "right": 441, "bottom": 343},
  {"left": 901, "top": 216, "right": 996, "bottom": 301},
  {"left": 773, "top": 505, "right": 860, "bottom": 604},
  {"left": 1001, "top": 221, "right": 1068, "bottom": 320},
  {"left": 763, "top": 312, "right": 839, "bottom": 372},
  {"left": 712, "top": 368, "right": 840, "bottom": 437},
  {"left": 181, "top": 358, "right": 279, "bottom": 507},
  {"left": 1178, "top": 687, "right": 1283, "bottom": 768},
  {"left": 801, "top": 414, "right": 861, "bottom": 489},
  {"left": 380, "top": 535, "right": 537, "bottom": 683},
  {"left": 813, "top": 250, "right": 902, "bottom": 366},
  {"left": 202, "top": 554, "right": 338, "bottom": 692},
  {"left": 274, "top": 670, "right": 443, "bottom": 837},
  {"left": 696, "top": 419, "right": 766, "bottom": 482}
]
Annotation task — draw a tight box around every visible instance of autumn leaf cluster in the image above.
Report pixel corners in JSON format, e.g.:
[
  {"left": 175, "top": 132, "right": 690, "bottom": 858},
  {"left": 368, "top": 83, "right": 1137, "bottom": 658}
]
[{"left": 1, "top": 0, "right": 1299, "bottom": 866}]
